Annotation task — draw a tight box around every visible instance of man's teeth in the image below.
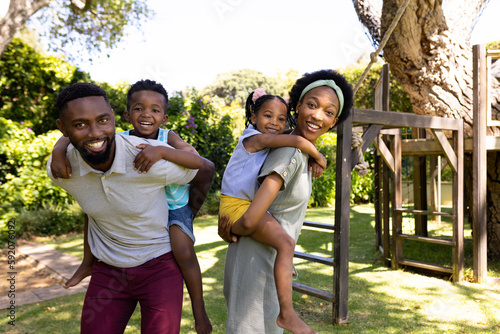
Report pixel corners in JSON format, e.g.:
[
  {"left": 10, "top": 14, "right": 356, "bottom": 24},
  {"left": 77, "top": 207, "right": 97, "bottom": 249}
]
[
  {"left": 140, "top": 122, "right": 153, "bottom": 126},
  {"left": 87, "top": 141, "right": 104, "bottom": 148}
]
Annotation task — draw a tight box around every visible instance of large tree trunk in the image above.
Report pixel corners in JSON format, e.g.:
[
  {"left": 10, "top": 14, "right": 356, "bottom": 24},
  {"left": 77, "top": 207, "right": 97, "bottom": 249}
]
[
  {"left": 0, "top": 0, "right": 51, "bottom": 56},
  {"left": 354, "top": 0, "right": 500, "bottom": 257}
]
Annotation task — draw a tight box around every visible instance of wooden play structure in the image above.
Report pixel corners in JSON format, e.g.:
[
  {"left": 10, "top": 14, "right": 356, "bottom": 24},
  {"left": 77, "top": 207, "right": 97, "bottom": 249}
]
[
  {"left": 371, "top": 64, "right": 464, "bottom": 280},
  {"left": 293, "top": 44, "right": 499, "bottom": 325}
]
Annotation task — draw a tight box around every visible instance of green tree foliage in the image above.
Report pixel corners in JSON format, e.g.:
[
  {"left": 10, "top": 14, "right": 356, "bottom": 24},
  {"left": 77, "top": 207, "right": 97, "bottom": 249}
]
[
  {"left": 203, "top": 69, "right": 296, "bottom": 107},
  {"left": 0, "top": 119, "right": 72, "bottom": 210},
  {"left": 310, "top": 133, "right": 337, "bottom": 207},
  {"left": 0, "top": 38, "right": 90, "bottom": 134},
  {"left": 487, "top": 41, "right": 500, "bottom": 50},
  {"left": 0, "top": 38, "right": 132, "bottom": 134},
  {"left": 342, "top": 62, "right": 413, "bottom": 113},
  {"left": 0, "top": 0, "right": 151, "bottom": 61},
  {"left": 166, "top": 90, "right": 236, "bottom": 190},
  {"left": 44, "top": 0, "right": 150, "bottom": 60},
  {"left": 0, "top": 117, "right": 84, "bottom": 239},
  {"left": 100, "top": 81, "right": 131, "bottom": 130}
]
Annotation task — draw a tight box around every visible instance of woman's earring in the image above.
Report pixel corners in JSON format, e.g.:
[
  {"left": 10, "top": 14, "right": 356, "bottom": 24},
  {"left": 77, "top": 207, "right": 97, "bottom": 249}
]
[{"left": 330, "top": 118, "right": 339, "bottom": 129}]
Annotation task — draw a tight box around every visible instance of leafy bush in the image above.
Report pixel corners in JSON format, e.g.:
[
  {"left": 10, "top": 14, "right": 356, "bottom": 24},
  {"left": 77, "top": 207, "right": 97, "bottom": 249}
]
[
  {"left": 166, "top": 90, "right": 236, "bottom": 190},
  {"left": 197, "top": 190, "right": 222, "bottom": 216},
  {"left": 0, "top": 38, "right": 90, "bottom": 134},
  {"left": 309, "top": 132, "right": 375, "bottom": 206},
  {"left": 202, "top": 69, "right": 297, "bottom": 107},
  {"left": 16, "top": 203, "right": 84, "bottom": 238},
  {"left": 310, "top": 133, "right": 337, "bottom": 207},
  {"left": 0, "top": 38, "right": 131, "bottom": 135},
  {"left": 341, "top": 63, "right": 413, "bottom": 113},
  {"left": 350, "top": 169, "right": 375, "bottom": 203},
  {"left": 0, "top": 120, "right": 71, "bottom": 209},
  {"left": 0, "top": 119, "right": 77, "bottom": 238}
]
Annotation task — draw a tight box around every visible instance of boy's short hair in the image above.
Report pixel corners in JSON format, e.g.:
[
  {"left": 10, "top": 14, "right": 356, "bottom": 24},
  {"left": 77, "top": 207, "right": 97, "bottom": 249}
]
[
  {"left": 127, "top": 79, "right": 169, "bottom": 112},
  {"left": 56, "top": 82, "right": 110, "bottom": 116}
]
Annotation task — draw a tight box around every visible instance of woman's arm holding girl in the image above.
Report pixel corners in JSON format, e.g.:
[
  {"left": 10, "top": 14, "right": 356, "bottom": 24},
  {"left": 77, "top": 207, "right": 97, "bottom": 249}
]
[{"left": 220, "top": 172, "right": 284, "bottom": 241}]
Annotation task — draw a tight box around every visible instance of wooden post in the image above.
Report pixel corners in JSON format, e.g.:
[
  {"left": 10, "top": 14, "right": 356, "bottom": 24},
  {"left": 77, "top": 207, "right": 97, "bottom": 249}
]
[
  {"left": 391, "top": 130, "right": 403, "bottom": 269},
  {"left": 374, "top": 150, "right": 382, "bottom": 250},
  {"left": 333, "top": 108, "right": 352, "bottom": 324},
  {"left": 382, "top": 137, "right": 391, "bottom": 267},
  {"left": 472, "top": 44, "right": 488, "bottom": 283},
  {"left": 429, "top": 157, "right": 439, "bottom": 223},
  {"left": 373, "top": 64, "right": 390, "bottom": 252},
  {"left": 453, "top": 120, "right": 465, "bottom": 282},
  {"left": 412, "top": 128, "right": 428, "bottom": 236}
]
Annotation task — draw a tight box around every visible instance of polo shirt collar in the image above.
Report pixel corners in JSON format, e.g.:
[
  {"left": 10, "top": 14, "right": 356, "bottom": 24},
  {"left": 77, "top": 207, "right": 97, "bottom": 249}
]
[{"left": 77, "top": 134, "right": 128, "bottom": 176}]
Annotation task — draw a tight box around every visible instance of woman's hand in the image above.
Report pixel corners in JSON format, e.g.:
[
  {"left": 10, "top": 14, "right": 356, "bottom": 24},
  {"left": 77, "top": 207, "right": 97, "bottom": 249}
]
[
  {"left": 218, "top": 214, "right": 238, "bottom": 243},
  {"left": 134, "top": 144, "right": 164, "bottom": 173}
]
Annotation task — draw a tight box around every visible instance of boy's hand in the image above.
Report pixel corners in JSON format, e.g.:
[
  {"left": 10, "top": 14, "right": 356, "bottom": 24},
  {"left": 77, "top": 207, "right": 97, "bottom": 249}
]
[
  {"left": 51, "top": 157, "right": 72, "bottom": 179},
  {"left": 218, "top": 214, "right": 238, "bottom": 243},
  {"left": 134, "top": 144, "right": 164, "bottom": 173},
  {"left": 308, "top": 158, "right": 325, "bottom": 179}
]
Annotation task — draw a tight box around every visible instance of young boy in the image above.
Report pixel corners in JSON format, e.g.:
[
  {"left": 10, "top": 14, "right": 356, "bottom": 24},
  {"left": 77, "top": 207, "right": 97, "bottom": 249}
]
[{"left": 51, "top": 79, "right": 212, "bottom": 334}]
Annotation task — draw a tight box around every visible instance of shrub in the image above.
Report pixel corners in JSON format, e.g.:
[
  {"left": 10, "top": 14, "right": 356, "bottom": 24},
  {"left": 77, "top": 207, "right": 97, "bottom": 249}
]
[
  {"left": 0, "top": 119, "right": 78, "bottom": 238},
  {"left": 197, "top": 190, "right": 221, "bottom": 216},
  {"left": 310, "top": 133, "right": 337, "bottom": 207},
  {"left": 166, "top": 90, "right": 236, "bottom": 190},
  {"left": 0, "top": 38, "right": 90, "bottom": 135},
  {"left": 16, "top": 204, "right": 85, "bottom": 238},
  {"left": 309, "top": 132, "right": 375, "bottom": 206}
]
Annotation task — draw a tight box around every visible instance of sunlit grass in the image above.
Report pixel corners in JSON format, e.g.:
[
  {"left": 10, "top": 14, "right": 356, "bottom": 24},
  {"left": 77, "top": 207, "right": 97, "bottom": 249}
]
[{"left": 4, "top": 205, "right": 500, "bottom": 333}]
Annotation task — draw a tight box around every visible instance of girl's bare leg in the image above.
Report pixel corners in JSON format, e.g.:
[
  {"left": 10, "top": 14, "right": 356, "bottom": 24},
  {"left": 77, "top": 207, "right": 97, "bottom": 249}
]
[{"left": 250, "top": 213, "right": 316, "bottom": 334}]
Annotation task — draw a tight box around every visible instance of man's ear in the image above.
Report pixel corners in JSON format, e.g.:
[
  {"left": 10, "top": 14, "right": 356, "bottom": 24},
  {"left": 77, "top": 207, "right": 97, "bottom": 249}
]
[
  {"left": 123, "top": 110, "right": 130, "bottom": 122},
  {"left": 56, "top": 119, "right": 68, "bottom": 137}
]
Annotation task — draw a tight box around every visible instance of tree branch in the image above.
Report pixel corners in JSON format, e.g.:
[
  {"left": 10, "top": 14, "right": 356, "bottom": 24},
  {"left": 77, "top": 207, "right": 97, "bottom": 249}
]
[
  {"left": 352, "top": 0, "right": 381, "bottom": 46},
  {"left": 0, "top": 0, "right": 52, "bottom": 55}
]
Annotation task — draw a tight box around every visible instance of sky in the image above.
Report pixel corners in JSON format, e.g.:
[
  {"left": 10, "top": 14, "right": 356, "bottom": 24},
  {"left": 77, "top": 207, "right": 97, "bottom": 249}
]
[
  {"left": 1, "top": 0, "right": 499, "bottom": 93},
  {"left": 76, "top": 0, "right": 376, "bottom": 92}
]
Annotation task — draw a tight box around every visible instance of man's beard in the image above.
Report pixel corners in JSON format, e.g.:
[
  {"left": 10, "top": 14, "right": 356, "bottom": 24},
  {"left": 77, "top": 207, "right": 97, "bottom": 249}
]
[{"left": 79, "top": 136, "right": 115, "bottom": 166}]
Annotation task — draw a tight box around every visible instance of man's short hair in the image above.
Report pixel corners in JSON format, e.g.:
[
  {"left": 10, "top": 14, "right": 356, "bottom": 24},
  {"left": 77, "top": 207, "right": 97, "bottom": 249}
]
[{"left": 56, "top": 82, "right": 110, "bottom": 116}]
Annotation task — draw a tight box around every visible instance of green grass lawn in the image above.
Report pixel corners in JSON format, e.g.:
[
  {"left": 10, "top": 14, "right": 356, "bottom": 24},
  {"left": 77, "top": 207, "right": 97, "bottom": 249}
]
[{"left": 2, "top": 205, "right": 500, "bottom": 333}]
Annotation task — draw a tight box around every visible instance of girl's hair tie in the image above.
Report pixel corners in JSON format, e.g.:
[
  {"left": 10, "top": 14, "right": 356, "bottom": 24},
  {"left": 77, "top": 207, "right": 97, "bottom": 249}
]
[{"left": 252, "top": 88, "right": 266, "bottom": 103}]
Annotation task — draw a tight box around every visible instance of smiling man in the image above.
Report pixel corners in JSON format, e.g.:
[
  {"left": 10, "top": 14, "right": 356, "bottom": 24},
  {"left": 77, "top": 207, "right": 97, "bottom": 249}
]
[{"left": 47, "top": 82, "right": 214, "bottom": 333}]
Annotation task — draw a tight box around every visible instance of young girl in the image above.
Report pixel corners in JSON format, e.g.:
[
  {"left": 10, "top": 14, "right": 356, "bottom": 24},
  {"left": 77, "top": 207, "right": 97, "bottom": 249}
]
[
  {"left": 50, "top": 79, "right": 212, "bottom": 334},
  {"left": 219, "top": 88, "right": 325, "bottom": 334}
]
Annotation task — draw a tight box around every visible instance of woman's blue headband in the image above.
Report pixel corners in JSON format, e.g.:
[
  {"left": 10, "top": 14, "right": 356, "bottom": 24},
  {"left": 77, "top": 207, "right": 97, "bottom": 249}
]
[{"left": 299, "top": 79, "right": 344, "bottom": 117}]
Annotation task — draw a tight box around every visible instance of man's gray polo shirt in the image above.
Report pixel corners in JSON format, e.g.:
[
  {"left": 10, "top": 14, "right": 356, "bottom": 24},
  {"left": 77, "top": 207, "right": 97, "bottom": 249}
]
[{"left": 47, "top": 133, "right": 198, "bottom": 268}]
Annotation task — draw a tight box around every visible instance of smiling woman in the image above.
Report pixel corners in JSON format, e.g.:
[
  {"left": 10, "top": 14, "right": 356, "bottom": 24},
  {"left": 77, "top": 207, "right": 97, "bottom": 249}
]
[{"left": 219, "top": 69, "right": 354, "bottom": 333}]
